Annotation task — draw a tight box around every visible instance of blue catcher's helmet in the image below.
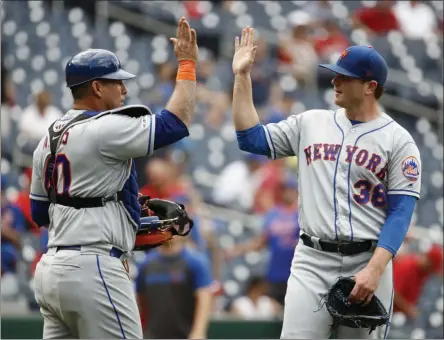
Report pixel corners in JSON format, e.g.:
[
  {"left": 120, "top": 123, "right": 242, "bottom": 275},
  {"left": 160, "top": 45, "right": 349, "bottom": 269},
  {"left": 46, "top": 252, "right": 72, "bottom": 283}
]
[{"left": 65, "top": 49, "right": 135, "bottom": 88}]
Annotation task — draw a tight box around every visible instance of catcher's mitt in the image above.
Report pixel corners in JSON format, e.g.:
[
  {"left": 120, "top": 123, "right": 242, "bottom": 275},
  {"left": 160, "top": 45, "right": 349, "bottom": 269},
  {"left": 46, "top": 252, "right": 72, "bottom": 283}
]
[
  {"left": 133, "top": 196, "right": 194, "bottom": 251},
  {"left": 321, "top": 277, "right": 389, "bottom": 334}
]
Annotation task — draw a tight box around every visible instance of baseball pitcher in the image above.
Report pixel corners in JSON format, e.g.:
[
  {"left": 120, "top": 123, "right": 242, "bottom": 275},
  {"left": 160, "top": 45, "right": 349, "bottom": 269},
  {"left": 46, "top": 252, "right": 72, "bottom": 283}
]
[
  {"left": 231, "top": 27, "right": 421, "bottom": 339},
  {"left": 29, "top": 17, "right": 198, "bottom": 338}
]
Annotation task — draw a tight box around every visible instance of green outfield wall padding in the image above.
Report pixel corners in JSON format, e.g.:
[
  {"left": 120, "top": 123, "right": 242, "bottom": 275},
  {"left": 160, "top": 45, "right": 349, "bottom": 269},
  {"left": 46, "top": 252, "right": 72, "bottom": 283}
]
[{"left": 1, "top": 316, "right": 283, "bottom": 339}]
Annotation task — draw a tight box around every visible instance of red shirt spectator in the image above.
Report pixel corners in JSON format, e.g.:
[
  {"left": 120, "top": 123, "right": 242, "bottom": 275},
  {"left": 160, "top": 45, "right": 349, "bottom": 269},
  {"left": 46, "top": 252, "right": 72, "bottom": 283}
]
[
  {"left": 139, "top": 158, "right": 184, "bottom": 199},
  {"left": 253, "top": 159, "right": 287, "bottom": 214},
  {"left": 184, "top": 0, "right": 203, "bottom": 20},
  {"left": 314, "top": 21, "right": 350, "bottom": 61},
  {"left": 354, "top": 1, "right": 400, "bottom": 35},
  {"left": 393, "top": 244, "right": 443, "bottom": 319},
  {"left": 12, "top": 168, "right": 40, "bottom": 235},
  {"left": 139, "top": 182, "right": 184, "bottom": 200}
]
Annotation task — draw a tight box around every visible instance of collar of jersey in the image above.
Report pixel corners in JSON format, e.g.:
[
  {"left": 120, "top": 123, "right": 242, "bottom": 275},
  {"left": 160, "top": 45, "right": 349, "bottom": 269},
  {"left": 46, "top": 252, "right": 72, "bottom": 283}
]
[{"left": 82, "top": 110, "right": 101, "bottom": 117}]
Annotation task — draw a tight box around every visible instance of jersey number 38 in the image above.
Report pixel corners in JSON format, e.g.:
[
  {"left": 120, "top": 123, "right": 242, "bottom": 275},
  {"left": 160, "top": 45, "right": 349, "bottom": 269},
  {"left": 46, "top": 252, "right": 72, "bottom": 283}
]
[{"left": 353, "top": 179, "right": 387, "bottom": 208}]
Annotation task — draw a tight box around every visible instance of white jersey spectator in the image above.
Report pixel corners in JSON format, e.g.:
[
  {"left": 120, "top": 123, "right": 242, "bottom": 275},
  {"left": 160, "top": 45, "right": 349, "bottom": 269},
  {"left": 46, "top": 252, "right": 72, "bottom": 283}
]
[
  {"left": 212, "top": 154, "right": 265, "bottom": 212},
  {"left": 394, "top": 0, "right": 437, "bottom": 39},
  {"left": 18, "top": 90, "right": 63, "bottom": 144},
  {"left": 229, "top": 276, "right": 282, "bottom": 320}
]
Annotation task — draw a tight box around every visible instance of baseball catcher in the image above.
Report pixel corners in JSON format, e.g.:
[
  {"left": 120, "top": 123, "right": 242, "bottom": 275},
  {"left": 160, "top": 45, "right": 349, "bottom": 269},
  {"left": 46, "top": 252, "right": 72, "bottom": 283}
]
[
  {"left": 30, "top": 16, "right": 199, "bottom": 339},
  {"left": 134, "top": 196, "right": 194, "bottom": 250}
]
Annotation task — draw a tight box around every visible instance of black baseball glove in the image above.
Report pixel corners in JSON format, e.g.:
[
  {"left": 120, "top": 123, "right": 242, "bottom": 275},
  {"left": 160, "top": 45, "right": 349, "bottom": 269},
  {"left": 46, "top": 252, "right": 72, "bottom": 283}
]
[
  {"left": 321, "top": 277, "right": 389, "bottom": 334},
  {"left": 133, "top": 196, "right": 194, "bottom": 251}
]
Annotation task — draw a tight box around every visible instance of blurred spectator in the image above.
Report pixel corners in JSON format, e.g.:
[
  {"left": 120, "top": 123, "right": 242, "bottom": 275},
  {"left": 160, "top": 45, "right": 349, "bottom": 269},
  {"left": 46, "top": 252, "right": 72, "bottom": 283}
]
[
  {"left": 184, "top": 0, "right": 204, "bottom": 20},
  {"left": 394, "top": 0, "right": 438, "bottom": 40},
  {"left": 250, "top": 38, "right": 277, "bottom": 109},
  {"left": 170, "top": 194, "right": 207, "bottom": 251},
  {"left": 393, "top": 244, "right": 443, "bottom": 319},
  {"left": 212, "top": 153, "right": 266, "bottom": 212},
  {"left": 352, "top": 0, "right": 400, "bottom": 36},
  {"left": 225, "top": 179, "right": 300, "bottom": 306},
  {"left": 278, "top": 10, "right": 319, "bottom": 88},
  {"left": 10, "top": 168, "right": 40, "bottom": 235},
  {"left": 30, "top": 227, "right": 49, "bottom": 277},
  {"left": 139, "top": 158, "right": 184, "bottom": 199},
  {"left": 396, "top": 228, "right": 415, "bottom": 256},
  {"left": 229, "top": 276, "right": 282, "bottom": 319},
  {"left": 1, "top": 58, "right": 15, "bottom": 107},
  {"left": 1, "top": 56, "right": 18, "bottom": 161},
  {"left": 170, "top": 194, "right": 224, "bottom": 297},
  {"left": 136, "top": 238, "right": 213, "bottom": 339},
  {"left": 18, "top": 90, "right": 63, "bottom": 151},
  {"left": 304, "top": 0, "right": 335, "bottom": 25},
  {"left": 264, "top": 90, "right": 298, "bottom": 124},
  {"left": 253, "top": 159, "right": 288, "bottom": 214},
  {"left": 144, "top": 61, "right": 176, "bottom": 114},
  {"left": 313, "top": 20, "right": 350, "bottom": 62},
  {"left": 1, "top": 176, "right": 26, "bottom": 275},
  {"left": 196, "top": 48, "right": 217, "bottom": 104}
]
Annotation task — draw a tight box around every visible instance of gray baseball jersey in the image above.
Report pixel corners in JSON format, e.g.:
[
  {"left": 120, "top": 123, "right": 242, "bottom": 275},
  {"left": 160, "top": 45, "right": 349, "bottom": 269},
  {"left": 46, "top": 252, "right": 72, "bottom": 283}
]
[
  {"left": 264, "top": 108, "right": 421, "bottom": 241},
  {"left": 30, "top": 105, "right": 156, "bottom": 338},
  {"left": 263, "top": 108, "right": 421, "bottom": 339},
  {"left": 30, "top": 106, "right": 156, "bottom": 252}
]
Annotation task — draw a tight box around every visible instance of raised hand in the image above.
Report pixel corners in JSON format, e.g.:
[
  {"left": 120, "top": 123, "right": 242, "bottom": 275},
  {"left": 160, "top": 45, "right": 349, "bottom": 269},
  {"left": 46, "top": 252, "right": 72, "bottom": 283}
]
[
  {"left": 232, "top": 27, "right": 257, "bottom": 75},
  {"left": 170, "top": 17, "right": 198, "bottom": 63}
]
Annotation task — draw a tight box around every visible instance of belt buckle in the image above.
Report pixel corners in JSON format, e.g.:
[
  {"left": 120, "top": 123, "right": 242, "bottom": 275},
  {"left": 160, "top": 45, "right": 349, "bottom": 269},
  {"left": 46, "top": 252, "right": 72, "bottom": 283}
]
[{"left": 337, "top": 241, "right": 348, "bottom": 255}]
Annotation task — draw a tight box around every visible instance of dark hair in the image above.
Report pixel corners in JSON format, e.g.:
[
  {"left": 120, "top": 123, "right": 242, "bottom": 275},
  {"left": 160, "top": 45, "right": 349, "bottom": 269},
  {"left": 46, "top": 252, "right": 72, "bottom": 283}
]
[
  {"left": 246, "top": 276, "right": 266, "bottom": 293},
  {"left": 362, "top": 79, "right": 385, "bottom": 100},
  {"left": 70, "top": 81, "right": 92, "bottom": 100},
  {"left": 374, "top": 84, "right": 384, "bottom": 100}
]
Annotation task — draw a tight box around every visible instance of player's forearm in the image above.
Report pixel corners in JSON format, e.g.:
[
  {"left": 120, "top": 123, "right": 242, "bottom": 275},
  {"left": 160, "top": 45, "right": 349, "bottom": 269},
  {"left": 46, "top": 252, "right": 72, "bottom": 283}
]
[
  {"left": 165, "top": 61, "right": 197, "bottom": 127},
  {"left": 246, "top": 235, "right": 266, "bottom": 252},
  {"left": 1, "top": 226, "right": 21, "bottom": 247},
  {"left": 366, "top": 247, "right": 393, "bottom": 275},
  {"left": 165, "top": 80, "right": 196, "bottom": 127},
  {"left": 235, "top": 235, "right": 265, "bottom": 255},
  {"left": 190, "top": 288, "right": 213, "bottom": 337},
  {"left": 232, "top": 73, "right": 260, "bottom": 131}
]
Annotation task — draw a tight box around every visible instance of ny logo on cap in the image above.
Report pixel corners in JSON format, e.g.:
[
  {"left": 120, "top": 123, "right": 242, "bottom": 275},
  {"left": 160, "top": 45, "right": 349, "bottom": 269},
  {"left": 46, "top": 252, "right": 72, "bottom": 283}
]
[{"left": 339, "top": 49, "right": 349, "bottom": 60}]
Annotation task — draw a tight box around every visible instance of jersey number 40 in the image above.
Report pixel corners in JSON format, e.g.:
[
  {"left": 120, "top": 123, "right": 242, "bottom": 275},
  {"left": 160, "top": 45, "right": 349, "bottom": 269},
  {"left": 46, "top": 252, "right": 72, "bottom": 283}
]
[{"left": 44, "top": 154, "right": 72, "bottom": 195}]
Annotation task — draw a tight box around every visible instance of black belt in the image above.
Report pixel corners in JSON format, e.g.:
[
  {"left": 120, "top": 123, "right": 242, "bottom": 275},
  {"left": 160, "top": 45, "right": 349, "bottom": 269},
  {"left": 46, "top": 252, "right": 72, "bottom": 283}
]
[
  {"left": 300, "top": 234, "right": 375, "bottom": 256},
  {"left": 51, "top": 191, "right": 124, "bottom": 209},
  {"left": 56, "top": 245, "right": 124, "bottom": 259}
]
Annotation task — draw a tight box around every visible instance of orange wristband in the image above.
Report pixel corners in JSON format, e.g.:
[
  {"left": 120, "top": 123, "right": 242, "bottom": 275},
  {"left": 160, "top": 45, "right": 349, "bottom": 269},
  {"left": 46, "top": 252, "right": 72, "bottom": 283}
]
[{"left": 176, "top": 60, "right": 196, "bottom": 81}]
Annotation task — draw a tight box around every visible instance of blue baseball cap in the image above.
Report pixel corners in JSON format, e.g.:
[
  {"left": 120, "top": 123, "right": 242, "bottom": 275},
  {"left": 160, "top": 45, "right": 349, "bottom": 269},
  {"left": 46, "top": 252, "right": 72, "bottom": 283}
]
[
  {"left": 319, "top": 45, "right": 388, "bottom": 86},
  {"left": 65, "top": 49, "right": 135, "bottom": 88}
]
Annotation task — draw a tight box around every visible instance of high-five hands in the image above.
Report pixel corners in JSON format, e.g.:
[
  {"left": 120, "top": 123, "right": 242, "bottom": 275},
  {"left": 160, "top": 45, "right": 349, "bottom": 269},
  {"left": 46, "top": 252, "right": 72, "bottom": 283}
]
[
  {"left": 170, "top": 17, "right": 198, "bottom": 63},
  {"left": 232, "top": 27, "right": 257, "bottom": 75}
]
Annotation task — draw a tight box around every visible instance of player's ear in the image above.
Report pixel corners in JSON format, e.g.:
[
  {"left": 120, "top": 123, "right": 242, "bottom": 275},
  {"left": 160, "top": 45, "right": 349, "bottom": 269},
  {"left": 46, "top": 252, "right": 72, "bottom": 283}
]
[
  {"left": 365, "top": 80, "right": 378, "bottom": 96},
  {"left": 91, "top": 80, "right": 103, "bottom": 98}
]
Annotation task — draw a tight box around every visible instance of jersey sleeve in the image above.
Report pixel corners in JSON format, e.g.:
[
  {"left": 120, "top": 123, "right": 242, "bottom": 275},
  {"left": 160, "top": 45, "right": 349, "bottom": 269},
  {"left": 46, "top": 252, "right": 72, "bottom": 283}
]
[
  {"left": 387, "top": 139, "right": 421, "bottom": 199},
  {"left": 29, "top": 139, "right": 49, "bottom": 202},
  {"left": 263, "top": 113, "right": 302, "bottom": 160},
  {"left": 98, "top": 114, "right": 156, "bottom": 162}
]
